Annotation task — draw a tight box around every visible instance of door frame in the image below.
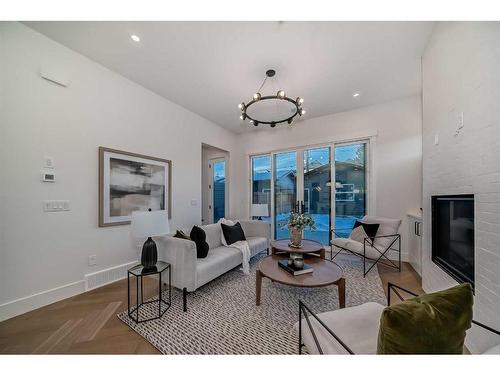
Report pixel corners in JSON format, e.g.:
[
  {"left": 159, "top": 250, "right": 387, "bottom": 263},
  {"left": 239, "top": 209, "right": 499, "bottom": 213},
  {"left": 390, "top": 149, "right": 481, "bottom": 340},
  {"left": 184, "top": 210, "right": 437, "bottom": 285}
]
[{"left": 249, "top": 136, "right": 375, "bottom": 240}]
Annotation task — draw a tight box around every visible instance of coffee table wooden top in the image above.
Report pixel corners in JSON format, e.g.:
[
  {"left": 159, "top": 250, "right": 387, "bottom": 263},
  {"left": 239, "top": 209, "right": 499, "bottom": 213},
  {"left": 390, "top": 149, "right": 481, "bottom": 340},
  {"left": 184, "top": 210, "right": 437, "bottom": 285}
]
[
  {"left": 257, "top": 254, "right": 343, "bottom": 288},
  {"left": 270, "top": 239, "right": 324, "bottom": 254}
]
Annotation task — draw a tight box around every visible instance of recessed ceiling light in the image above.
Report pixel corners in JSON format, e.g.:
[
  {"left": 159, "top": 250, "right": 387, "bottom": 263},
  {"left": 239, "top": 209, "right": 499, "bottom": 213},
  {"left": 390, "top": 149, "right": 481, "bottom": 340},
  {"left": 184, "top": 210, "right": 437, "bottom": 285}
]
[
  {"left": 130, "top": 34, "right": 141, "bottom": 42},
  {"left": 353, "top": 92, "right": 360, "bottom": 98}
]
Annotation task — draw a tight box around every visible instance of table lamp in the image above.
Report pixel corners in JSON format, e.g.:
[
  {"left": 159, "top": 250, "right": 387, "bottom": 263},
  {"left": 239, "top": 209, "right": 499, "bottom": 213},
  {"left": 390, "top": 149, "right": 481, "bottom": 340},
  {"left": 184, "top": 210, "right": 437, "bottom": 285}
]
[
  {"left": 131, "top": 209, "right": 170, "bottom": 269},
  {"left": 251, "top": 204, "right": 269, "bottom": 220}
]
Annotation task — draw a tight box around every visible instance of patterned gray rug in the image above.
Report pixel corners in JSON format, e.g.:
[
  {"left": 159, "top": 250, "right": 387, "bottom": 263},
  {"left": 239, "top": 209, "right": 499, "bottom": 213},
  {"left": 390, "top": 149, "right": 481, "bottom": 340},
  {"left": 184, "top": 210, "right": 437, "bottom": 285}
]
[{"left": 118, "top": 253, "right": 386, "bottom": 354}]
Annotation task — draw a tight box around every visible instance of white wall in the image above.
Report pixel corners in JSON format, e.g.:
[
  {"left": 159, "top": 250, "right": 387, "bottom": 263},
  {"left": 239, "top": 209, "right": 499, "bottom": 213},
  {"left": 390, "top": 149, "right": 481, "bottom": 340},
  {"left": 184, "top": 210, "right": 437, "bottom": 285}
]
[
  {"left": 232, "top": 96, "right": 423, "bottom": 260},
  {"left": 0, "top": 22, "right": 236, "bottom": 320},
  {"left": 422, "top": 22, "right": 500, "bottom": 353}
]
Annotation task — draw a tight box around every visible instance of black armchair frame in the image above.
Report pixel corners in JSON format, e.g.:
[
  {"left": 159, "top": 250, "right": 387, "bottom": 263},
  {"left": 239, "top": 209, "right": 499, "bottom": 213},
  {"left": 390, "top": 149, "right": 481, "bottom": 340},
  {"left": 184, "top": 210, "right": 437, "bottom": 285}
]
[
  {"left": 298, "top": 282, "right": 500, "bottom": 355},
  {"left": 330, "top": 228, "right": 401, "bottom": 277}
]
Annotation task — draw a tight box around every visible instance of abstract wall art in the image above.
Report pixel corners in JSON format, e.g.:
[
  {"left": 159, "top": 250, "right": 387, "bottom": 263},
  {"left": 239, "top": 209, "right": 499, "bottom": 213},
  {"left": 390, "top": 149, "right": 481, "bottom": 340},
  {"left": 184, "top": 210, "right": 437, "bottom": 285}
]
[{"left": 99, "top": 147, "right": 171, "bottom": 227}]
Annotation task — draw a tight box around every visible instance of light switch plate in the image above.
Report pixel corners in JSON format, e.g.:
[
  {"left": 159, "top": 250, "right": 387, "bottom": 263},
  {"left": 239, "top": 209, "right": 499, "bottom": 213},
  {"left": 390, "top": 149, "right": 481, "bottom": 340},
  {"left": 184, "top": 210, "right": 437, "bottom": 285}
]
[
  {"left": 43, "top": 200, "right": 70, "bottom": 212},
  {"left": 44, "top": 156, "right": 55, "bottom": 169}
]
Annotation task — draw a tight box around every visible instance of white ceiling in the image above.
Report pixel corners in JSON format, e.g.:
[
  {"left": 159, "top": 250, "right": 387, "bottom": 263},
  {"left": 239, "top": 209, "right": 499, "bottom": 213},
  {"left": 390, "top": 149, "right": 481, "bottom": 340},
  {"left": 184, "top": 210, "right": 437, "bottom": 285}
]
[{"left": 25, "top": 21, "right": 434, "bottom": 133}]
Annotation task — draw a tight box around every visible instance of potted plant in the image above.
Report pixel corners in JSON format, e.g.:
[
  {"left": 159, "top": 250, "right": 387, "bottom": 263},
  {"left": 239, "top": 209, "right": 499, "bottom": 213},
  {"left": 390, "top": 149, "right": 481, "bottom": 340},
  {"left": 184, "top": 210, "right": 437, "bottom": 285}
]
[{"left": 286, "top": 212, "right": 316, "bottom": 248}]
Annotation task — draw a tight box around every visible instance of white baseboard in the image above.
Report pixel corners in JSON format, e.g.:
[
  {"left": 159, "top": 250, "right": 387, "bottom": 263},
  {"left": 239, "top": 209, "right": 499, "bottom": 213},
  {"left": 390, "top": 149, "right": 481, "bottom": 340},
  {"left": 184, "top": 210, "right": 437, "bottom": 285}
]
[
  {"left": 0, "top": 280, "right": 86, "bottom": 322},
  {"left": 0, "top": 260, "right": 138, "bottom": 322}
]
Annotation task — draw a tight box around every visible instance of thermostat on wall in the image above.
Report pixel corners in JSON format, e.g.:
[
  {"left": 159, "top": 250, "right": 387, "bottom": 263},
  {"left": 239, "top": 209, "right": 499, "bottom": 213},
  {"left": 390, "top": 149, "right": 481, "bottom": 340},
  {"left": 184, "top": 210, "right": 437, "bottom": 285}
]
[{"left": 42, "top": 171, "right": 56, "bottom": 182}]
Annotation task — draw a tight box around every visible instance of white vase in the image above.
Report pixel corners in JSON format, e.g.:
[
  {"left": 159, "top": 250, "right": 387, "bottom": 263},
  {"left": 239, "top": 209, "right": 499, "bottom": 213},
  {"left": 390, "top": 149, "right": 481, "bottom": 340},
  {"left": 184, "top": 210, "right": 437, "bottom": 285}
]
[{"left": 289, "top": 227, "right": 303, "bottom": 248}]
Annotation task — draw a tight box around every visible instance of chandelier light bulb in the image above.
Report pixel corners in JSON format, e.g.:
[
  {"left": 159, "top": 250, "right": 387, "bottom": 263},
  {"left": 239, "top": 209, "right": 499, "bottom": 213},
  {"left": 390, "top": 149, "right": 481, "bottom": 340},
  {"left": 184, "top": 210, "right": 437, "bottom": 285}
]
[
  {"left": 238, "top": 102, "right": 245, "bottom": 111},
  {"left": 296, "top": 97, "right": 304, "bottom": 105},
  {"left": 277, "top": 90, "right": 286, "bottom": 99},
  {"left": 300, "top": 109, "right": 306, "bottom": 116},
  {"left": 253, "top": 93, "right": 261, "bottom": 101},
  {"left": 288, "top": 118, "right": 293, "bottom": 125},
  {"left": 254, "top": 121, "right": 259, "bottom": 127},
  {"left": 270, "top": 122, "right": 276, "bottom": 128}
]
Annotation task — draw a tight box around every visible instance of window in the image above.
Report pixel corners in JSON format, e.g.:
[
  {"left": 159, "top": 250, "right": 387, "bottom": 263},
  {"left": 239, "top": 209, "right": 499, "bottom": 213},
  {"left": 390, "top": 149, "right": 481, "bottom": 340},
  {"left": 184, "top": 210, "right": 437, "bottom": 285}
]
[{"left": 251, "top": 155, "right": 271, "bottom": 221}]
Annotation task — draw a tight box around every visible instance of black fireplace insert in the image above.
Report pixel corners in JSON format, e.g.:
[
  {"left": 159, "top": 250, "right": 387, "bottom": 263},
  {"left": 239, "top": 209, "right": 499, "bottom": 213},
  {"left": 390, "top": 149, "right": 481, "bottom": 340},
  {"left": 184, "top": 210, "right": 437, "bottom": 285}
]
[{"left": 431, "top": 194, "right": 474, "bottom": 289}]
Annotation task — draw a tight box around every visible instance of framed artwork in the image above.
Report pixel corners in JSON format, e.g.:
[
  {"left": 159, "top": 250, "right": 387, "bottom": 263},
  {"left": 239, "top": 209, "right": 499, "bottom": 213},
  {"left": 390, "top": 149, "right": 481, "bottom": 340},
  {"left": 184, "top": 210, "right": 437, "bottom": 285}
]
[{"left": 99, "top": 147, "right": 172, "bottom": 227}]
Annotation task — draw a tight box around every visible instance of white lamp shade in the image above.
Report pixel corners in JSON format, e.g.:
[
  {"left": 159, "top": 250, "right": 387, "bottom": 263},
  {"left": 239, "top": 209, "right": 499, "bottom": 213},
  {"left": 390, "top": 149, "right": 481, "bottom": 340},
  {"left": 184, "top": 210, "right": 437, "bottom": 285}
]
[
  {"left": 131, "top": 210, "right": 170, "bottom": 238},
  {"left": 251, "top": 204, "right": 269, "bottom": 217}
]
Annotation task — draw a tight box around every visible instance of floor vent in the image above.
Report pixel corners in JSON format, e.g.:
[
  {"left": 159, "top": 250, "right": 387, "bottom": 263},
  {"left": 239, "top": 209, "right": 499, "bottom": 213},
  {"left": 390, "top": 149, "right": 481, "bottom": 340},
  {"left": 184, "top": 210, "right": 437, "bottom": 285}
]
[{"left": 85, "top": 261, "right": 137, "bottom": 291}]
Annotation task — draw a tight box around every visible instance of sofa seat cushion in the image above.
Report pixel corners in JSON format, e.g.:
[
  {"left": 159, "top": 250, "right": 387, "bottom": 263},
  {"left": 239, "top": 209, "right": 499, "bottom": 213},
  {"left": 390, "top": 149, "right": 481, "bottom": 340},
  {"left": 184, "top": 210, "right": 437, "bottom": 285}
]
[
  {"left": 195, "top": 246, "right": 241, "bottom": 288},
  {"left": 294, "top": 302, "right": 385, "bottom": 354},
  {"left": 484, "top": 343, "right": 500, "bottom": 354},
  {"left": 247, "top": 236, "right": 268, "bottom": 257},
  {"left": 332, "top": 238, "right": 383, "bottom": 260}
]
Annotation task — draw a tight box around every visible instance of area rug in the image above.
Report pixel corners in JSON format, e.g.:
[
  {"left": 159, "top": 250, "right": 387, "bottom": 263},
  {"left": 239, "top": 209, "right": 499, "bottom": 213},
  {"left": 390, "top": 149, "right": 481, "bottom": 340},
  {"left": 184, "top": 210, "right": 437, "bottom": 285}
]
[{"left": 117, "top": 253, "right": 386, "bottom": 354}]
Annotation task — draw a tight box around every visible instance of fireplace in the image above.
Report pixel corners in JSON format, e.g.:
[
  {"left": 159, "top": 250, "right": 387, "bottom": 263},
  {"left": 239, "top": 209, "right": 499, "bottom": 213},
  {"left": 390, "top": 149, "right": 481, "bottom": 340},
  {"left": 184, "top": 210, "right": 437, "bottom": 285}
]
[{"left": 431, "top": 194, "right": 475, "bottom": 288}]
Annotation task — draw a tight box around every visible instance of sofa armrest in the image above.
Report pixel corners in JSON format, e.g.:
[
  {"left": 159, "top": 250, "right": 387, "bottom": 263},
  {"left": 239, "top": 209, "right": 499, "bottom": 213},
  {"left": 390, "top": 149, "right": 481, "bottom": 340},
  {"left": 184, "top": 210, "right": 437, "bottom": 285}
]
[
  {"left": 156, "top": 235, "right": 197, "bottom": 291},
  {"left": 238, "top": 220, "right": 271, "bottom": 241}
]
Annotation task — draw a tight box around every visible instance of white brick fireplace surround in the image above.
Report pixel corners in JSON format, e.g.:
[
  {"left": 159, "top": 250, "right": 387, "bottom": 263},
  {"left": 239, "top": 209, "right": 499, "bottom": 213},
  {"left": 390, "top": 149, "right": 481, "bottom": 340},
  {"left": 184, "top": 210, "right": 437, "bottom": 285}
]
[{"left": 422, "top": 22, "right": 500, "bottom": 353}]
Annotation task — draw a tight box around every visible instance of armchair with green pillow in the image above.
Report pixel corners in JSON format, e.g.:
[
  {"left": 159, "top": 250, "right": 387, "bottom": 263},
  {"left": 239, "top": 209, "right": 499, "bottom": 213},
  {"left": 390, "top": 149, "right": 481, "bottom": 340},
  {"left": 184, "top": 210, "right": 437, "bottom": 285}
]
[{"left": 295, "top": 283, "right": 500, "bottom": 354}]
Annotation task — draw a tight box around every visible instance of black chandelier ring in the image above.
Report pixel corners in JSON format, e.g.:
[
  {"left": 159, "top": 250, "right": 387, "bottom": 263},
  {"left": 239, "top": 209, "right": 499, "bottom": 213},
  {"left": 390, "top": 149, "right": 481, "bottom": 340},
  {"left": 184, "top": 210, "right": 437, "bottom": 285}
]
[
  {"left": 243, "top": 96, "right": 300, "bottom": 127},
  {"left": 238, "top": 69, "right": 305, "bottom": 128}
]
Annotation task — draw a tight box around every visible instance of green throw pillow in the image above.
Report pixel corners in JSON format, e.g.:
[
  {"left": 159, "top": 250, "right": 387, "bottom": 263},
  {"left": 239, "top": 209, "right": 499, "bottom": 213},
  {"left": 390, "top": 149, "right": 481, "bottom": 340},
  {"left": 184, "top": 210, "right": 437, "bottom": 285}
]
[{"left": 377, "top": 283, "right": 473, "bottom": 354}]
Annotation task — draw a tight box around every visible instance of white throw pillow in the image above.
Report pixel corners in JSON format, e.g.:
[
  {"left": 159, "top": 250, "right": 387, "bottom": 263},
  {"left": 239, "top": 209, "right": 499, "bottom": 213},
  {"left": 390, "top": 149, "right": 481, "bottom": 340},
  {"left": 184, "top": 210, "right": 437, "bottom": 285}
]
[
  {"left": 349, "top": 225, "right": 367, "bottom": 243},
  {"left": 218, "top": 218, "right": 235, "bottom": 246}
]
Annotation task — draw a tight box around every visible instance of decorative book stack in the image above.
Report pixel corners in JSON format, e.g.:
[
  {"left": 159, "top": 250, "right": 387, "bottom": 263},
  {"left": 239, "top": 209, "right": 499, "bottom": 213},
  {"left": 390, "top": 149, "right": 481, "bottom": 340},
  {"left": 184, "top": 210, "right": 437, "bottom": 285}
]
[{"left": 278, "top": 259, "right": 313, "bottom": 276}]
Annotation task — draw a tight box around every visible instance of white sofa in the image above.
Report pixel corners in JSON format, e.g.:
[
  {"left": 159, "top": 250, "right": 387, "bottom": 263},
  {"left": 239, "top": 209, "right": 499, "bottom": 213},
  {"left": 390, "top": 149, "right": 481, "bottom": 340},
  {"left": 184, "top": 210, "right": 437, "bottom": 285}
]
[{"left": 157, "top": 220, "right": 270, "bottom": 311}]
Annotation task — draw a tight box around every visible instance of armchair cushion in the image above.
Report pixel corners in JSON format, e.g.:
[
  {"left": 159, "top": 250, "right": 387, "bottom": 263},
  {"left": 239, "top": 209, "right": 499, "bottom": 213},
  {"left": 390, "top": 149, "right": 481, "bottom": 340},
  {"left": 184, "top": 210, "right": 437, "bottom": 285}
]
[
  {"left": 295, "top": 302, "right": 385, "bottom": 354},
  {"left": 377, "top": 283, "right": 473, "bottom": 354},
  {"left": 332, "top": 238, "right": 384, "bottom": 260},
  {"left": 361, "top": 216, "right": 401, "bottom": 249}
]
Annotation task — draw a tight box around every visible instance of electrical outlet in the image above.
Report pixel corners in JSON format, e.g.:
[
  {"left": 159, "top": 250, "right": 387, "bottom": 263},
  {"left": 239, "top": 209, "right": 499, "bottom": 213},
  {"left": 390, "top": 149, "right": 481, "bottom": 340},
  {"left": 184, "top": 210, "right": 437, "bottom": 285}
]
[{"left": 88, "top": 255, "right": 97, "bottom": 266}]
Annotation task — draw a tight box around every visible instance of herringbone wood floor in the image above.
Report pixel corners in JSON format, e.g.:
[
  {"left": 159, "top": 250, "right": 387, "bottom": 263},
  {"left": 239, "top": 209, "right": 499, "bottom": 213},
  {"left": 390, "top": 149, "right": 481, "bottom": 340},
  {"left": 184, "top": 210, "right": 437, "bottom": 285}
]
[{"left": 0, "top": 258, "right": 422, "bottom": 354}]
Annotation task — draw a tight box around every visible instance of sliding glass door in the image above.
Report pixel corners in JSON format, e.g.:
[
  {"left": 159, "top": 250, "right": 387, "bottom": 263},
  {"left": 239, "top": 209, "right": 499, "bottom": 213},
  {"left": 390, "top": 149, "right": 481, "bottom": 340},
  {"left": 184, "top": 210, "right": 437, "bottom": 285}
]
[
  {"left": 250, "top": 140, "right": 368, "bottom": 245},
  {"left": 303, "top": 147, "right": 331, "bottom": 244},
  {"left": 334, "top": 143, "right": 367, "bottom": 238},
  {"left": 274, "top": 151, "right": 297, "bottom": 240}
]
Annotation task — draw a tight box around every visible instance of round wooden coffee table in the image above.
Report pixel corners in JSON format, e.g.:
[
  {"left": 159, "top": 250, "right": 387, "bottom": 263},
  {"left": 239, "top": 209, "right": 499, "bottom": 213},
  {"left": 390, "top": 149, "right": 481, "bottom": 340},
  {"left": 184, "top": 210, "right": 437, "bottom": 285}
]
[
  {"left": 256, "top": 254, "right": 345, "bottom": 308},
  {"left": 270, "top": 239, "right": 325, "bottom": 259}
]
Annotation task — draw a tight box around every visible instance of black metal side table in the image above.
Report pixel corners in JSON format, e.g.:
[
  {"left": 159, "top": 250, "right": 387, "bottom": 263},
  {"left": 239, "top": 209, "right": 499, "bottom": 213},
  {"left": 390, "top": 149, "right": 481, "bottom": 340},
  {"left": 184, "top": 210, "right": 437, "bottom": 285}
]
[{"left": 127, "top": 261, "right": 171, "bottom": 323}]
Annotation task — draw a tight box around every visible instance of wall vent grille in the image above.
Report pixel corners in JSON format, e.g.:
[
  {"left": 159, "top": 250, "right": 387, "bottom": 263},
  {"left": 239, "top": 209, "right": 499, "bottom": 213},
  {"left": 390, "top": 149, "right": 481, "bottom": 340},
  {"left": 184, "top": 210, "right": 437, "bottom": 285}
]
[{"left": 84, "top": 261, "right": 137, "bottom": 291}]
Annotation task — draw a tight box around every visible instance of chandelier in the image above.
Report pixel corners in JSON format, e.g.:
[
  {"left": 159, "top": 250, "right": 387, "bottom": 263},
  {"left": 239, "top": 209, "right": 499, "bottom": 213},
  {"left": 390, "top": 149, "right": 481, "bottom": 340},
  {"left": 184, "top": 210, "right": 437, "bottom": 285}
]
[{"left": 238, "top": 69, "right": 306, "bottom": 127}]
